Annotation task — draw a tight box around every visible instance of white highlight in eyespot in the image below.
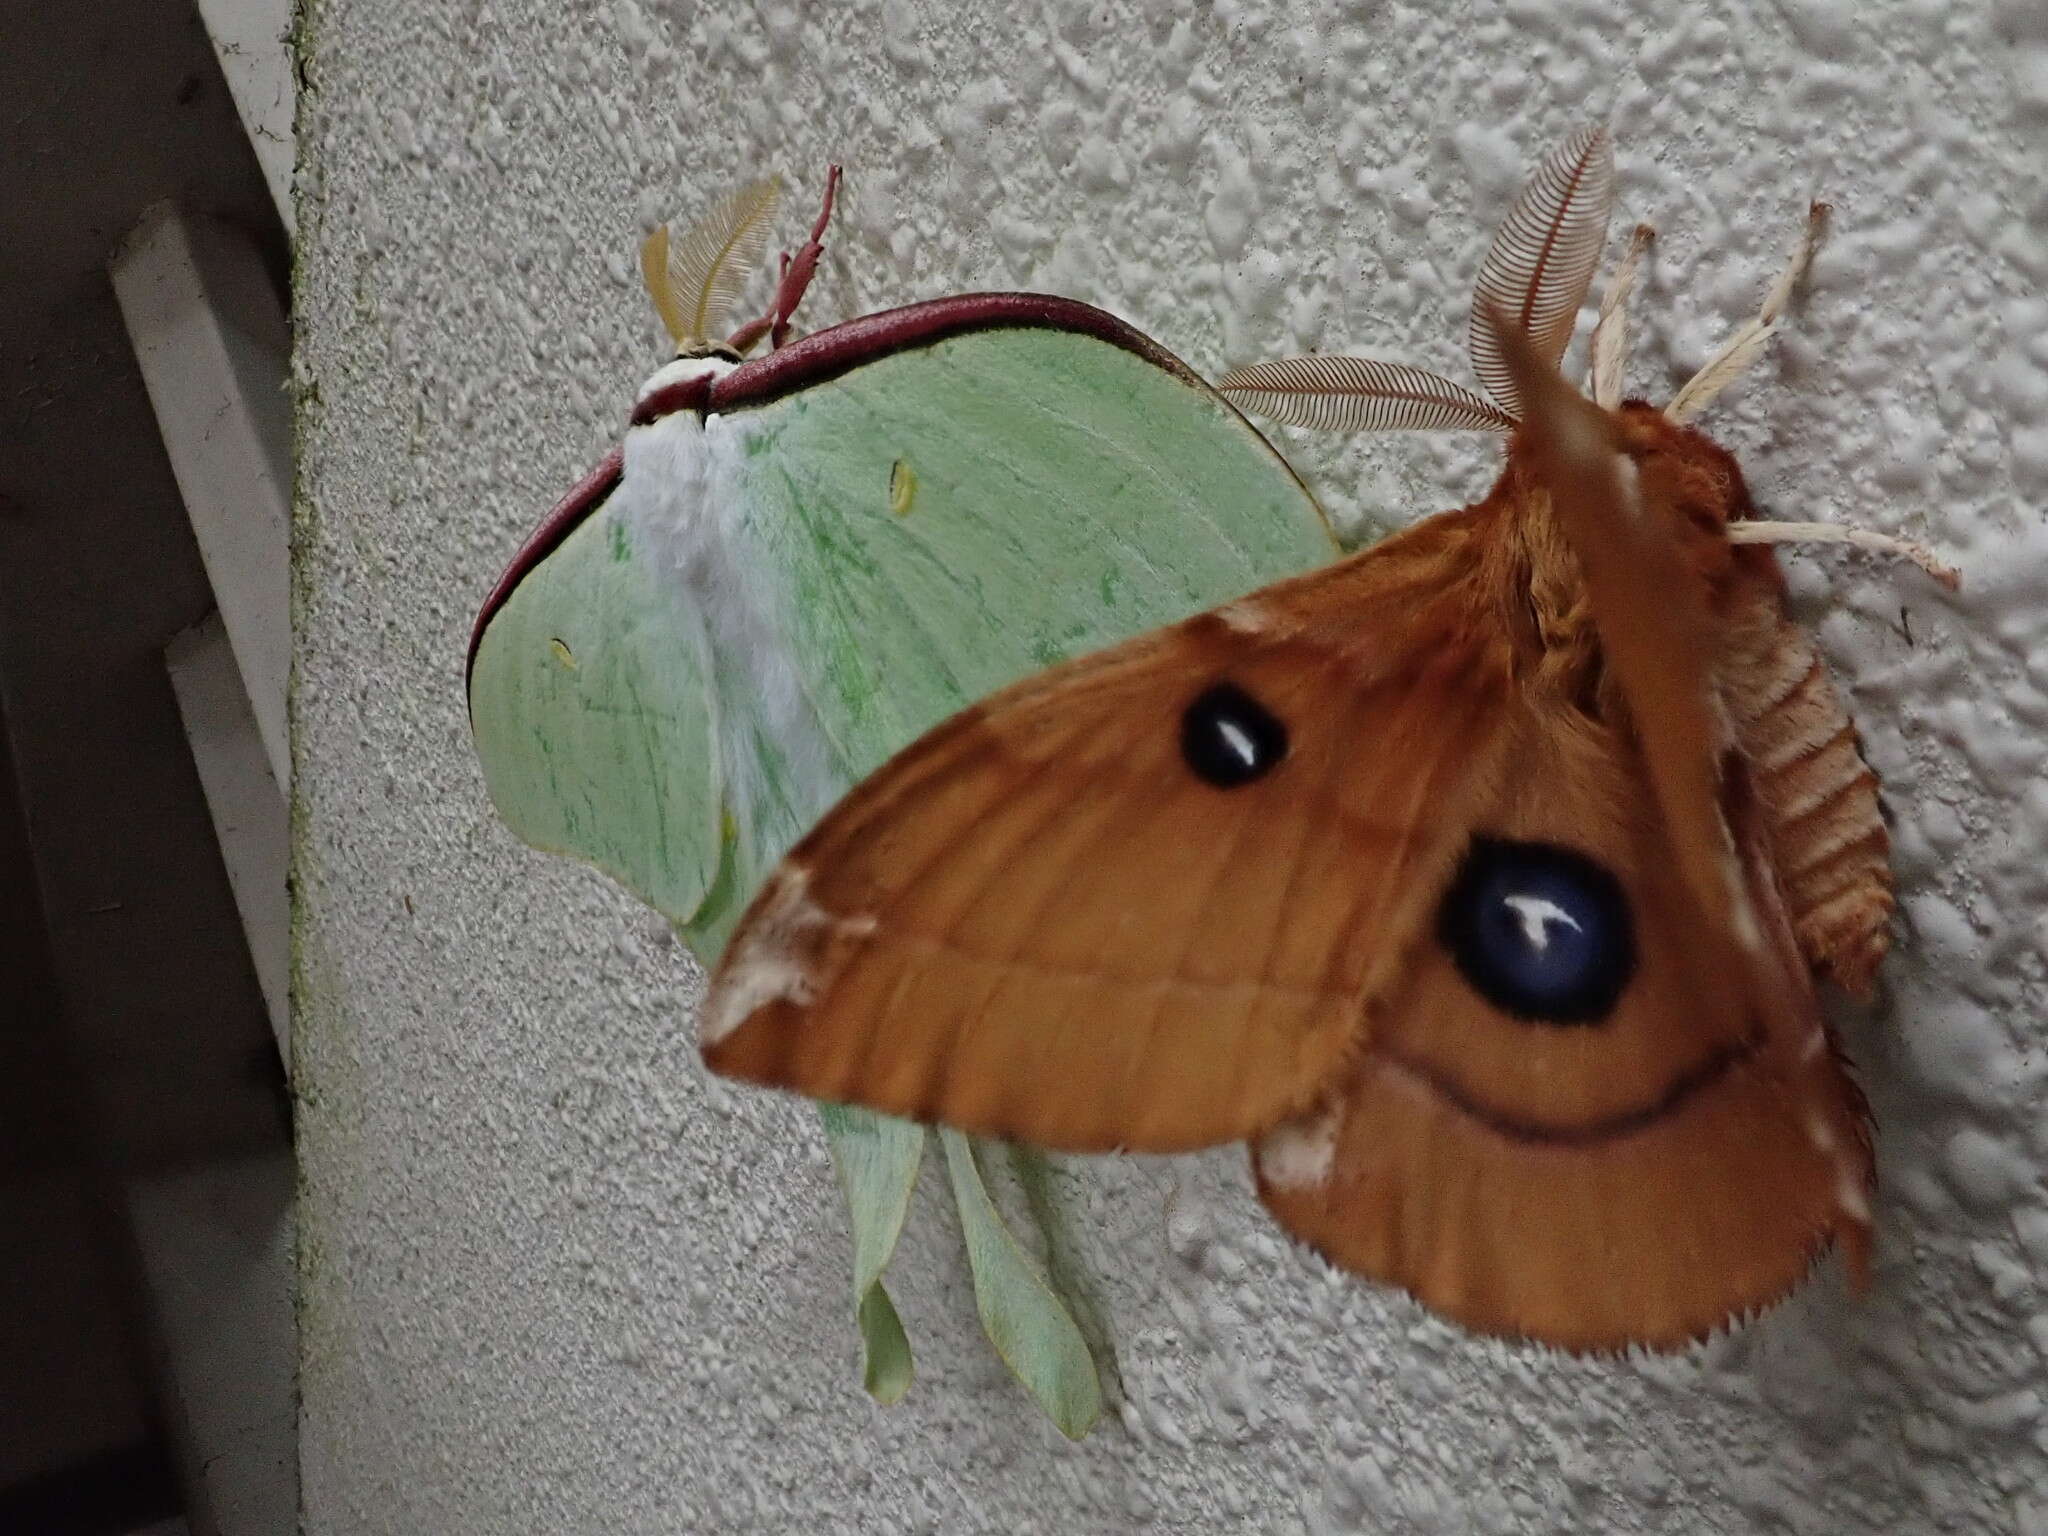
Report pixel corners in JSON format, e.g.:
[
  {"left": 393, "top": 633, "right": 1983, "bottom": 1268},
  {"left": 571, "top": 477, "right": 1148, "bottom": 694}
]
[
  {"left": 1502, "top": 894, "right": 1581, "bottom": 953},
  {"left": 701, "top": 865, "right": 875, "bottom": 1046},
  {"left": 1217, "top": 718, "right": 1258, "bottom": 771},
  {"left": 1256, "top": 1105, "right": 1342, "bottom": 1191}
]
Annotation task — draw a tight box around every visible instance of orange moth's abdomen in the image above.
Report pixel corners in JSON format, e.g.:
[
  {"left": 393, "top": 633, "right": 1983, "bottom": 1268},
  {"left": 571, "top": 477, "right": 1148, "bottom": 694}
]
[{"left": 1719, "top": 568, "right": 1893, "bottom": 995}]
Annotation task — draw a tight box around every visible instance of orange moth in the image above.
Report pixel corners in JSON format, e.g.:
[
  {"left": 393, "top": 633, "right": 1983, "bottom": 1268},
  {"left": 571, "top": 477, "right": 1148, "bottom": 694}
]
[{"left": 699, "top": 129, "right": 1957, "bottom": 1350}]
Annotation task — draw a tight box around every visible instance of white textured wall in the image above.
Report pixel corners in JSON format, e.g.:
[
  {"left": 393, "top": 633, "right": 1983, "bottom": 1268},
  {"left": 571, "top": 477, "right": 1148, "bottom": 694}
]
[{"left": 295, "top": 1, "right": 2048, "bottom": 1529}]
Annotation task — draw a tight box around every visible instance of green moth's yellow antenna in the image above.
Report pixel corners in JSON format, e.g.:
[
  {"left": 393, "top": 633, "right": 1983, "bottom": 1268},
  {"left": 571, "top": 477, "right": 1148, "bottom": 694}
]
[
  {"left": 638, "top": 223, "right": 683, "bottom": 349},
  {"left": 639, "top": 175, "right": 783, "bottom": 353}
]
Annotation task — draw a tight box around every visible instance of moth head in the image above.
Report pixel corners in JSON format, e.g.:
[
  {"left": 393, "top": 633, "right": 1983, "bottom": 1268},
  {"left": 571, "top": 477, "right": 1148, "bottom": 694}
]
[
  {"left": 1499, "top": 388, "right": 1755, "bottom": 581},
  {"left": 1609, "top": 403, "right": 1758, "bottom": 590},
  {"left": 1612, "top": 404, "right": 1757, "bottom": 528},
  {"left": 628, "top": 349, "right": 742, "bottom": 429}
]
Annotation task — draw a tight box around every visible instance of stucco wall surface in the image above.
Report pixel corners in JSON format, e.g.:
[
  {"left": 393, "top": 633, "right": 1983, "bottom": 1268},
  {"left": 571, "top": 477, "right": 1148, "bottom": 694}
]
[{"left": 294, "top": 0, "right": 2048, "bottom": 1529}]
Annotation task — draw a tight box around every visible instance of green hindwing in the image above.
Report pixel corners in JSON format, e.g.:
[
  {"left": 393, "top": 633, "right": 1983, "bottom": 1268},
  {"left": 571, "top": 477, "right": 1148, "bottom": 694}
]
[{"left": 471, "top": 295, "right": 1335, "bottom": 1436}]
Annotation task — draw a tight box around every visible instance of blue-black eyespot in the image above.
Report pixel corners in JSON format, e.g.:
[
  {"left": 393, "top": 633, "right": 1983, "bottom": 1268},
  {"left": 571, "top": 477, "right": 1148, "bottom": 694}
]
[
  {"left": 1180, "top": 682, "right": 1287, "bottom": 788},
  {"left": 1436, "top": 837, "right": 1636, "bottom": 1024}
]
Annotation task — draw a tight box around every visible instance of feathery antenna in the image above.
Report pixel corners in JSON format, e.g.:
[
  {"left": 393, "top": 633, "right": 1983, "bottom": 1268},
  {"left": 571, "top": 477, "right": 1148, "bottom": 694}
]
[
  {"left": 1469, "top": 126, "right": 1616, "bottom": 421},
  {"left": 1217, "top": 356, "right": 1515, "bottom": 433},
  {"left": 640, "top": 175, "right": 784, "bottom": 352}
]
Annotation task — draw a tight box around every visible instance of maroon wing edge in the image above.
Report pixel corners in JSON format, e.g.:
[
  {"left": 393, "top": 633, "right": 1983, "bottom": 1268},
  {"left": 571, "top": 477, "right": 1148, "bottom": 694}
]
[{"left": 465, "top": 294, "right": 1203, "bottom": 685}]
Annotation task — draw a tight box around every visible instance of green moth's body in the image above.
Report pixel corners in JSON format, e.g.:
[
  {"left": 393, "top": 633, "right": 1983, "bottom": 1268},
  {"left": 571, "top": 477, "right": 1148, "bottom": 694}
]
[{"left": 468, "top": 292, "right": 1336, "bottom": 1431}]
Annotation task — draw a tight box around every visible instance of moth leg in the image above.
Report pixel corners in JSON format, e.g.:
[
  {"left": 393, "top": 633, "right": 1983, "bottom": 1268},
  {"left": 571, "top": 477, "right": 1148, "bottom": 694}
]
[
  {"left": 1588, "top": 223, "right": 1654, "bottom": 410},
  {"left": 728, "top": 164, "right": 843, "bottom": 354},
  {"left": 1666, "top": 202, "right": 1828, "bottom": 423},
  {"left": 1727, "top": 519, "right": 1959, "bottom": 590}
]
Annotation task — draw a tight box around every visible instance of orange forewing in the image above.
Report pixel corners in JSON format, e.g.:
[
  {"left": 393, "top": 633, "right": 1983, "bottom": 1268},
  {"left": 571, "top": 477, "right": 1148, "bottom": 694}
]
[
  {"left": 1501, "top": 307, "right": 1876, "bottom": 1266},
  {"left": 704, "top": 512, "right": 1517, "bottom": 1152},
  {"left": 1486, "top": 301, "right": 1748, "bottom": 968}
]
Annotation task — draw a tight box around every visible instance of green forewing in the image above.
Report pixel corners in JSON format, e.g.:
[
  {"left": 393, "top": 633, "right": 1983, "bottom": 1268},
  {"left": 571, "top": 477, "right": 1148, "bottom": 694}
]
[
  {"left": 703, "top": 323, "right": 1337, "bottom": 790},
  {"left": 679, "top": 318, "right": 1335, "bottom": 1425},
  {"left": 470, "top": 494, "right": 722, "bottom": 924}
]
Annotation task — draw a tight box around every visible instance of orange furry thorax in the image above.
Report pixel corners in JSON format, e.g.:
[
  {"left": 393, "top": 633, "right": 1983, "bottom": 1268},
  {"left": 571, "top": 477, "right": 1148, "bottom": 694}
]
[{"left": 1446, "top": 400, "right": 1798, "bottom": 716}]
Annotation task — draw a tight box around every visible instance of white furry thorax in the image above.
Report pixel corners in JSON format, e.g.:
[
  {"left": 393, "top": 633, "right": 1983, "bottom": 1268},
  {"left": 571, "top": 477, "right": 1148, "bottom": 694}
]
[{"left": 618, "top": 364, "right": 841, "bottom": 860}]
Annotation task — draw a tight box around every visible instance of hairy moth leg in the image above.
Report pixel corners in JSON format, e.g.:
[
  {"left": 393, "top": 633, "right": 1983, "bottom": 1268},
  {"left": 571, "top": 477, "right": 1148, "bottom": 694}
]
[
  {"left": 729, "top": 164, "right": 843, "bottom": 354},
  {"left": 1728, "top": 521, "right": 1959, "bottom": 590},
  {"left": 1588, "top": 224, "right": 1655, "bottom": 409},
  {"left": 1666, "top": 202, "right": 1828, "bottom": 423}
]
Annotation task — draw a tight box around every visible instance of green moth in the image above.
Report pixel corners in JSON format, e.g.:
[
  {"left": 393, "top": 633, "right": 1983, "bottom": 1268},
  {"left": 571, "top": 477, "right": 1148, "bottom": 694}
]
[{"left": 466, "top": 170, "right": 1337, "bottom": 1435}]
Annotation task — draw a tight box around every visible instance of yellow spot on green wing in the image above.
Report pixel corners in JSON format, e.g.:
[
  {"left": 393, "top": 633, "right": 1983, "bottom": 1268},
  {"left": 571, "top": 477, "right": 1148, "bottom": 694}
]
[
  {"left": 888, "top": 459, "right": 917, "bottom": 517},
  {"left": 549, "top": 638, "right": 577, "bottom": 668}
]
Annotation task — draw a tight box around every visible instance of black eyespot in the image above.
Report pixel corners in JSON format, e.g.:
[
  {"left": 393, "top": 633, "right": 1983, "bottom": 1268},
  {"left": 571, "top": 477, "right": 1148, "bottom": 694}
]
[
  {"left": 1180, "top": 682, "right": 1288, "bottom": 788},
  {"left": 1436, "top": 838, "right": 1635, "bottom": 1024}
]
